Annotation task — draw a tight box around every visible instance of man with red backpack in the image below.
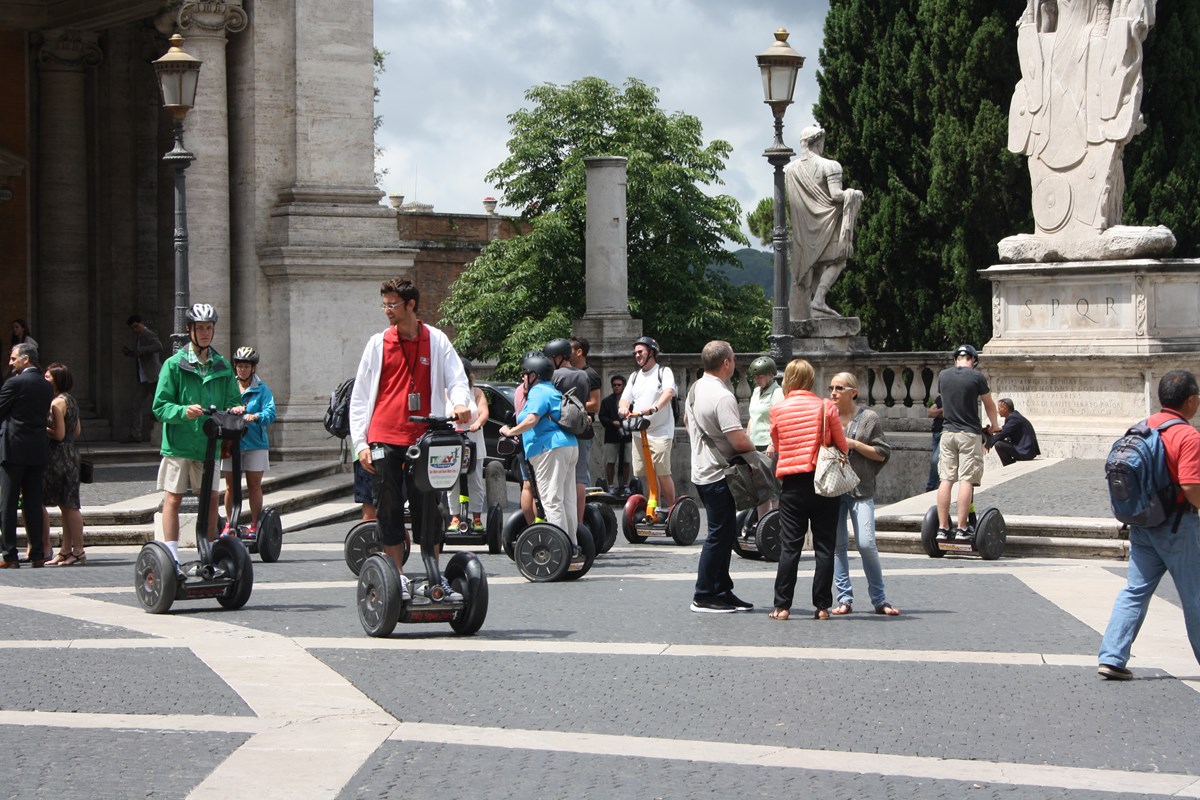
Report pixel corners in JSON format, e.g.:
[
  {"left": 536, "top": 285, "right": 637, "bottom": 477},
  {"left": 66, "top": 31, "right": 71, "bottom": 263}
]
[{"left": 1098, "top": 369, "right": 1200, "bottom": 680}]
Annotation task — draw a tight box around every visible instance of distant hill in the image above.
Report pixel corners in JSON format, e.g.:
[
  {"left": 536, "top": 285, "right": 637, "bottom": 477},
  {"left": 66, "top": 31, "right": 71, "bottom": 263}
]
[{"left": 712, "top": 248, "right": 773, "bottom": 298}]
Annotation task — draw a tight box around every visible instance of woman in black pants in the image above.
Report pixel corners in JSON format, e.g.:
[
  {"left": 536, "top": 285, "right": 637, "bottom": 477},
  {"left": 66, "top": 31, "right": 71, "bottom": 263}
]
[{"left": 767, "top": 359, "right": 848, "bottom": 620}]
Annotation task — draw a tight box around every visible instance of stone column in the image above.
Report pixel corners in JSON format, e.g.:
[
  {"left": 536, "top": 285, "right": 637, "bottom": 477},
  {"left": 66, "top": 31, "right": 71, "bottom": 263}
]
[
  {"left": 166, "top": 0, "right": 247, "bottom": 356},
  {"left": 576, "top": 156, "right": 642, "bottom": 355},
  {"left": 36, "top": 30, "right": 101, "bottom": 403}
]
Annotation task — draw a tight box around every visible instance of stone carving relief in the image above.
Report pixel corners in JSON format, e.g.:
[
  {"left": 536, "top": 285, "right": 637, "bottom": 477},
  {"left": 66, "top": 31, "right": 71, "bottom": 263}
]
[
  {"left": 158, "top": 0, "right": 248, "bottom": 36},
  {"left": 1000, "top": 0, "right": 1175, "bottom": 262},
  {"left": 36, "top": 29, "right": 102, "bottom": 70}
]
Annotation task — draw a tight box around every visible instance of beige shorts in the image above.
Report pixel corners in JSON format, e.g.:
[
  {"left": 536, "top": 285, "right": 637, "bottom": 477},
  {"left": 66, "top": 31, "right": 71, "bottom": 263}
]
[
  {"left": 604, "top": 441, "right": 631, "bottom": 465},
  {"left": 631, "top": 435, "right": 672, "bottom": 478},
  {"left": 157, "top": 456, "right": 221, "bottom": 495},
  {"left": 221, "top": 449, "right": 270, "bottom": 474},
  {"left": 938, "top": 431, "right": 985, "bottom": 486}
]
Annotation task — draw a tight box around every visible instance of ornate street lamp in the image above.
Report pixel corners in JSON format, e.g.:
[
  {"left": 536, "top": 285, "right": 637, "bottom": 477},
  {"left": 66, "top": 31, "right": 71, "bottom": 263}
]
[
  {"left": 756, "top": 28, "right": 804, "bottom": 363},
  {"left": 153, "top": 33, "right": 202, "bottom": 353}
]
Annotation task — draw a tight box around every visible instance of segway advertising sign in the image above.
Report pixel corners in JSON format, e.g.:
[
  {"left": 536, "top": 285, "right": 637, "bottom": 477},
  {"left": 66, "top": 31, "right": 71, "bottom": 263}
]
[{"left": 427, "top": 446, "right": 462, "bottom": 490}]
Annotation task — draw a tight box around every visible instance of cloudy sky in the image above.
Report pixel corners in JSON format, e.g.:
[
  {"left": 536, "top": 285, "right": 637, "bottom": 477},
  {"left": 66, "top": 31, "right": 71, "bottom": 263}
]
[{"left": 373, "top": 0, "right": 831, "bottom": 245}]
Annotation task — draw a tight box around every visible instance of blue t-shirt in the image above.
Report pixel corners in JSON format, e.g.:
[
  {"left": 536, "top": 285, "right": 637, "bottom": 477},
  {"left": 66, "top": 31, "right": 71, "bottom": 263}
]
[{"left": 517, "top": 381, "right": 576, "bottom": 459}]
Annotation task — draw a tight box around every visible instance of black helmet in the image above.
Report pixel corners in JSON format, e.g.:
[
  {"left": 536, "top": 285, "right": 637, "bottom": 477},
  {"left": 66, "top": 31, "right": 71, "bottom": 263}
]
[
  {"left": 953, "top": 344, "right": 979, "bottom": 366},
  {"left": 460, "top": 357, "right": 474, "bottom": 375},
  {"left": 748, "top": 356, "right": 777, "bottom": 378},
  {"left": 543, "top": 338, "right": 572, "bottom": 360},
  {"left": 185, "top": 303, "right": 218, "bottom": 324},
  {"left": 233, "top": 346, "right": 259, "bottom": 365},
  {"left": 633, "top": 336, "right": 660, "bottom": 355},
  {"left": 520, "top": 351, "right": 554, "bottom": 382}
]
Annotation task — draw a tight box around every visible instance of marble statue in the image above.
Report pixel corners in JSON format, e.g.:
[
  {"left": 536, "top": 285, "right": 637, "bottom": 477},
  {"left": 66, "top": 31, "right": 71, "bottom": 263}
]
[
  {"left": 1002, "top": 0, "right": 1174, "bottom": 262},
  {"left": 785, "top": 125, "right": 863, "bottom": 320}
]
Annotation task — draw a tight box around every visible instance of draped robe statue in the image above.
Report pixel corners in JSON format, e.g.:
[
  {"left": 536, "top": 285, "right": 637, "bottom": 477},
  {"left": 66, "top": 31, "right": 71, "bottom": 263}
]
[
  {"left": 1007, "top": 0, "right": 1155, "bottom": 243},
  {"left": 785, "top": 126, "right": 863, "bottom": 321}
]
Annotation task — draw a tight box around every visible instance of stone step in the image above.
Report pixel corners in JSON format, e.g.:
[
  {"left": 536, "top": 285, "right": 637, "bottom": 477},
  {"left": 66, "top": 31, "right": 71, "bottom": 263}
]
[
  {"left": 876, "top": 511, "right": 1121, "bottom": 540},
  {"left": 874, "top": 530, "right": 1128, "bottom": 560},
  {"left": 47, "top": 461, "right": 348, "bottom": 526}
]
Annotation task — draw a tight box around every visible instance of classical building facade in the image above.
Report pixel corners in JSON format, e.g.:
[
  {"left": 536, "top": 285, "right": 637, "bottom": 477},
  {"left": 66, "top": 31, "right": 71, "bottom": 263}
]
[{"left": 0, "top": 0, "right": 410, "bottom": 454}]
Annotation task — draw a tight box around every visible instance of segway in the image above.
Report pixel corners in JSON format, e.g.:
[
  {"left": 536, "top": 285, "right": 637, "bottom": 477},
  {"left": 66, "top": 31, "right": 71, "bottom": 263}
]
[
  {"left": 216, "top": 468, "right": 282, "bottom": 563},
  {"left": 620, "top": 413, "right": 700, "bottom": 546},
  {"left": 344, "top": 518, "right": 410, "bottom": 576},
  {"left": 497, "top": 437, "right": 597, "bottom": 582},
  {"left": 732, "top": 507, "right": 782, "bottom": 561},
  {"left": 134, "top": 407, "right": 254, "bottom": 614},
  {"left": 442, "top": 439, "right": 503, "bottom": 555},
  {"left": 584, "top": 490, "right": 620, "bottom": 554},
  {"left": 919, "top": 503, "right": 1007, "bottom": 560},
  {"left": 356, "top": 416, "right": 488, "bottom": 637}
]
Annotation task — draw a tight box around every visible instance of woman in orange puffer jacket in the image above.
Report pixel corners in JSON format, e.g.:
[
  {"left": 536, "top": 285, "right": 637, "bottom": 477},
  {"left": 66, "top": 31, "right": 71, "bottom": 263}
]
[{"left": 767, "top": 359, "right": 848, "bottom": 620}]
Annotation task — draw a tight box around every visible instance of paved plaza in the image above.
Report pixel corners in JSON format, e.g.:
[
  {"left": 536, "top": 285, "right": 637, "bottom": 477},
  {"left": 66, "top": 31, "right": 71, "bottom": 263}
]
[{"left": 1, "top": 514, "right": 1199, "bottom": 799}]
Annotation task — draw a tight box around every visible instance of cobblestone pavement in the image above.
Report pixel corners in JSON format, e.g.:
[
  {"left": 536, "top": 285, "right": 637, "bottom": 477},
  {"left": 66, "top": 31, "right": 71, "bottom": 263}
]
[{"left": 1, "top": 518, "right": 1198, "bottom": 799}]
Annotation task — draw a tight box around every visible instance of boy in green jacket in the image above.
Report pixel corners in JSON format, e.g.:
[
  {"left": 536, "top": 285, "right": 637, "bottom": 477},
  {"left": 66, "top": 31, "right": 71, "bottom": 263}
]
[{"left": 152, "top": 303, "right": 244, "bottom": 567}]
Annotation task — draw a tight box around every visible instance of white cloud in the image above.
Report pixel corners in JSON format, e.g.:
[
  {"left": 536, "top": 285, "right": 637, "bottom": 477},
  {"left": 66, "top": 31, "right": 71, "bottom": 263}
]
[{"left": 374, "top": 0, "right": 829, "bottom": 242}]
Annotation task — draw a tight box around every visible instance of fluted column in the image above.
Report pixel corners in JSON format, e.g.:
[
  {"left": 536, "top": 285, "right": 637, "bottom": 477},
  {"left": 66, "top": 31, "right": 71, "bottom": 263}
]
[
  {"left": 169, "top": 1, "right": 246, "bottom": 357},
  {"left": 36, "top": 30, "right": 101, "bottom": 402}
]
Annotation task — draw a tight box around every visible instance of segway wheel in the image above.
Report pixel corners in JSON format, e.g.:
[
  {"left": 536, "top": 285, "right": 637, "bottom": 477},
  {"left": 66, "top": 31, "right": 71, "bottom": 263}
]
[
  {"left": 344, "top": 521, "right": 408, "bottom": 575},
  {"left": 485, "top": 503, "right": 503, "bottom": 554},
  {"left": 256, "top": 507, "right": 283, "bottom": 563},
  {"left": 446, "top": 553, "right": 488, "bottom": 635},
  {"left": 357, "top": 554, "right": 401, "bottom": 637},
  {"left": 502, "top": 511, "right": 528, "bottom": 560},
  {"left": 732, "top": 509, "right": 762, "bottom": 560},
  {"left": 563, "top": 523, "right": 597, "bottom": 581},
  {"left": 920, "top": 506, "right": 944, "bottom": 558},
  {"left": 514, "top": 523, "right": 573, "bottom": 582},
  {"left": 583, "top": 504, "right": 606, "bottom": 558},
  {"left": 974, "top": 507, "right": 1007, "bottom": 561},
  {"left": 134, "top": 542, "right": 178, "bottom": 614},
  {"left": 622, "top": 495, "right": 648, "bottom": 543},
  {"left": 213, "top": 537, "right": 254, "bottom": 610},
  {"left": 597, "top": 503, "right": 618, "bottom": 554},
  {"left": 667, "top": 496, "right": 701, "bottom": 546},
  {"left": 755, "top": 509, "right": 782, "bottom": 562}
]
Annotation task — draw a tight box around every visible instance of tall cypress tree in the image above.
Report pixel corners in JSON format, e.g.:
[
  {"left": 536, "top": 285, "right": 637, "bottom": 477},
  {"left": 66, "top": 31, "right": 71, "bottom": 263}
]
[{"left": 811, "top": 0, "right": 1196, "bottom": 351}]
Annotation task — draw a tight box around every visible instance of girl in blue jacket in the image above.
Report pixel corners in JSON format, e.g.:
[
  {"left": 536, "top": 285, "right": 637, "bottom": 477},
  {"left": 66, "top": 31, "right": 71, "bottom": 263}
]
[{"left": 221, "top": 346, "right": 277, "bottom": 534}]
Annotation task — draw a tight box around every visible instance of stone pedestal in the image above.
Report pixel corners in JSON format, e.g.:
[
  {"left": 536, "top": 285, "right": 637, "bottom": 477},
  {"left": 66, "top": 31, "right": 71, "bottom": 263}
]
[
  {"left": 789, "top": 316, "right": 872, "bottom": 354},
  {"left": 980, "top": 256, "right": 1200, "bottom": 457}
]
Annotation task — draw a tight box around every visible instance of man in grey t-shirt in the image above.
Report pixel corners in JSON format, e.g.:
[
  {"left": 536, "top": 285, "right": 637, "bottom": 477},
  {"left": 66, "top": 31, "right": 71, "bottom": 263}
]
[
  {"left": 685, "top": 340, "right": 755, "bottom": 614},
  {"left": 935, "top": 344, "right": 999, "bottom": 543}
]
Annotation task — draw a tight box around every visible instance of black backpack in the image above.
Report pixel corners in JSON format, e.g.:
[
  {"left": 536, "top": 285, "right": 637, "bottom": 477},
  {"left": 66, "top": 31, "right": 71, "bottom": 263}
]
[{"left": 324, "top": 377, "right": 355, "bottom": 439}]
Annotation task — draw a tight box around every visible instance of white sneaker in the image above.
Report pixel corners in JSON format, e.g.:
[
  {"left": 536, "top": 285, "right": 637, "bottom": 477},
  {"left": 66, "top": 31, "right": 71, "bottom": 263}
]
[{"left": 399, "top": 574, "right": 412, "bottom": 602}]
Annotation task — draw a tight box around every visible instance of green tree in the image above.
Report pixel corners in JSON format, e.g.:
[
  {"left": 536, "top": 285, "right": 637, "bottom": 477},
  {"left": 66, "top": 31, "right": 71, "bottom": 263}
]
[
  {"left": 746, "top": 197, "right": 776, "bottom": 248},
  {"left": 442, "top": 78, "right": 765, "bottom": 374}
]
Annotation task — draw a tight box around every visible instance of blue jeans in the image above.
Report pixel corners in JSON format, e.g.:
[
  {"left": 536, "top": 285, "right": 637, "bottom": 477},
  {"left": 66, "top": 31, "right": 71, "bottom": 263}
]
[
  {"left": 1098, "top": 512, "right": 1200, "bottom": 668},
  {"left": 833, "top": 494, "right": 888, "bottom": 609},
  {"left": 926, "top": 431, "right": 942, "bottom": 491},
  {"left": 694, "top": 479, "right": 737, "bottom": 602}
]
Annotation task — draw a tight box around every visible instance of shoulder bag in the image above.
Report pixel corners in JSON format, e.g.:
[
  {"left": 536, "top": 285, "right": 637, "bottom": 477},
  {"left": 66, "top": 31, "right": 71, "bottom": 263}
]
[
  {"left": 687, "top": 385, "right": 775, "bottom": 511},
  {"left": 813, "top": 400, "right": 858, "bottom": 497}
]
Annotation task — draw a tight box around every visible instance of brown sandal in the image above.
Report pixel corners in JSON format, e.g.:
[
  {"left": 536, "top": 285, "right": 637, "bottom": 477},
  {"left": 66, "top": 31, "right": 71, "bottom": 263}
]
[
  {"left": 768, "top": 608, "right": 790, "bottom": 620},
  {"left": 45, "top": 552, "right": 72, "bottom": 566},
  {"left": 831, "top": 603, "right": 853, "bottom": 616},
  {"left": 814, "top": 608, "right": 831, "bottom": 620},
  {"left": 874, "top": 603, "right": 900, "bottom": 616}
]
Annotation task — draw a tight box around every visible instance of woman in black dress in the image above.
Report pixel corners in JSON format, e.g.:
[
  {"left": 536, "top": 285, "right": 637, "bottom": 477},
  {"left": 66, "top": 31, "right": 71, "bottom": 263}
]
[{"left": 43, "top": 363, "right": 85, "bottom": 566}]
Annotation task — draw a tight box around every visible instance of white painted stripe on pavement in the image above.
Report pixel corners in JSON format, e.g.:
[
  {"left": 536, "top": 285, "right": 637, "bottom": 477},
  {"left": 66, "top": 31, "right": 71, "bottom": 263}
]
[
  {"left": 386, "top": 721, "right": 1200, "bottom": 798},
  {"left": 294, "top": 636, "right": 1098, "bottom": 668},
  {"left": 0, "top": 710, "right": 267, "bottom": 734}
]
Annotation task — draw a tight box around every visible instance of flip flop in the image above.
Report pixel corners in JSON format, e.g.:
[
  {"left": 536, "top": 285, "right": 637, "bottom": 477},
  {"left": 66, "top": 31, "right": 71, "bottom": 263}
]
[
  {"left": 874, "top": 603, "right": 900, "bottom": 616},
  {"left": 768, "top": 608, "right": 790, "bottom": 620},
  {"left": 814, "top": 608, "right": 831, "bottom": 620},
  {"left": 831, "top": 603, "right": 853, "bottom": 616}
]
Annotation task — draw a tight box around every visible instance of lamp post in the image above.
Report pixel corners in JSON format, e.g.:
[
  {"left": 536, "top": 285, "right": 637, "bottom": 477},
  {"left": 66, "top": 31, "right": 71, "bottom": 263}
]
[
  {"left": 756, "top": 28, "right": 804, "bottom": 363},
  {"left": 153, "top": 34, "right": 202, "bottom": 353}
]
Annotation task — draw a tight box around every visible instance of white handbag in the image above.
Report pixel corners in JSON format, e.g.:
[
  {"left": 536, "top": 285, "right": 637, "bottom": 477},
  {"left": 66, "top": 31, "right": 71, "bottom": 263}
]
[{"left": 813, "top": 400, "right": 860, "bottom": 497}]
